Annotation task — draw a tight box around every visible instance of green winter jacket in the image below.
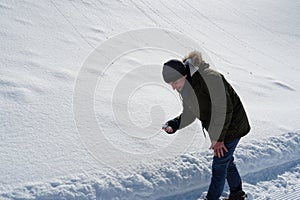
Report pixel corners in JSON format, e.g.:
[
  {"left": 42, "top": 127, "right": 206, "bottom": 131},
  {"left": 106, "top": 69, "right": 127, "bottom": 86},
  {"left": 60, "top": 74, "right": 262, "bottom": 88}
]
[{"left": 177, "top": 62, "right": 250, "bottom": 142}]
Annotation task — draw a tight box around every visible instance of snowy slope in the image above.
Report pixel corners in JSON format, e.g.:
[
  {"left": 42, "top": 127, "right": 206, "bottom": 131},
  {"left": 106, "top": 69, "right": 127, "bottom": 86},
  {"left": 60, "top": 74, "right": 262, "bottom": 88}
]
[{"left": 0, "top": 0, "right": 300, "bottom": 199}]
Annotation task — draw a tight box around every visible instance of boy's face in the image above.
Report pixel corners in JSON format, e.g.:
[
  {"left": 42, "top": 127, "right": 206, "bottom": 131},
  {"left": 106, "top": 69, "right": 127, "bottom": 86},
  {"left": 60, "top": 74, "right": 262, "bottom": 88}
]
[{"left": 169, "top": 75, "right": 187, "bottom": 92}]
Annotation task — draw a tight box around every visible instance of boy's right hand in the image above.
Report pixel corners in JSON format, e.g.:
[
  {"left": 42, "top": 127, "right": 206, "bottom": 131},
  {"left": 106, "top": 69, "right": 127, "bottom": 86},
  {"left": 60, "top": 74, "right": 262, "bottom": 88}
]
[
  {"left": 162, "top": 118, "right": 179, "bottom": 134},
  {"left": 162, "top": 124, "right": 174, "bottom": 134}
]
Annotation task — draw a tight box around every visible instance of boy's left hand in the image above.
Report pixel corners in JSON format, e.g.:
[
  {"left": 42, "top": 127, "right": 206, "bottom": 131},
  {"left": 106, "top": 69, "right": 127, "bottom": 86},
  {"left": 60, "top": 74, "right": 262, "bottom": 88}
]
[{"left": 210, "top": 141, "right": 228, "bottom": 158}]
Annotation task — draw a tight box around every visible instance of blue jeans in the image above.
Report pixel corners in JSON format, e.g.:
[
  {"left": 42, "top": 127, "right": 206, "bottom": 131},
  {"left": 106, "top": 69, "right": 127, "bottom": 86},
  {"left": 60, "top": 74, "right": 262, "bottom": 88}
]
[{"left": 206, "top": 139, "right": 242, "bottom": 200}]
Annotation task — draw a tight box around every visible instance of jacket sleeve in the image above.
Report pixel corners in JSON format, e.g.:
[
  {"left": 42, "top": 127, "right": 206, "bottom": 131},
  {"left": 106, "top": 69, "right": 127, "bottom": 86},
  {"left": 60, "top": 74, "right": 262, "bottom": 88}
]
[
  {"left": 177, "top": 101, "right": 197, "bottom": 130},
  {"left": 204, "top": 73, "right": 233, "bottom": 142},
  {"left": 217, "top": 89, "right": 233, "bottom": 141}
]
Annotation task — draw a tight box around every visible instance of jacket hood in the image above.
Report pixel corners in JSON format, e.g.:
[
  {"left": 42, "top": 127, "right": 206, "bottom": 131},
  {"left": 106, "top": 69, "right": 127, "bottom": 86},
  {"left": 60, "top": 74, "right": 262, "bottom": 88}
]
[
  {"left": 183, "top": 51, "right": 209, "bottom": 68},
  {"left": 183, "top": 51, "right": 209, "bottom": 76}
]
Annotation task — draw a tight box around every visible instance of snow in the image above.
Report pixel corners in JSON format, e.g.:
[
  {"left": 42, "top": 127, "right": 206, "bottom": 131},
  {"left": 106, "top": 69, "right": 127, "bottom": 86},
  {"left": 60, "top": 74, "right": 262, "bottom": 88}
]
[
  {"left": 0, "top": 0, "right": 299, "bottom": 199},
  {"left": 1, "top": 133, "right": 299, "bottom": 199}
]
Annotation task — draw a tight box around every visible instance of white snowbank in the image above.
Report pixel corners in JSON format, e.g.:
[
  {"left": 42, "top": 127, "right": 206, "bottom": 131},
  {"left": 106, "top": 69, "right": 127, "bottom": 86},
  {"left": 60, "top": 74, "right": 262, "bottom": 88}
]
[{"left": 1, "top": 132, "right": 299, "bottom": 199}]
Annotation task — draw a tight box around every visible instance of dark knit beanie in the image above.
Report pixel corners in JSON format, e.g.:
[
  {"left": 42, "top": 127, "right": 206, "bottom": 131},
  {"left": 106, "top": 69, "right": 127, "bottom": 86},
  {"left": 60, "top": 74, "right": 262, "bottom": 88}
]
[{"left": 162, "top": 59, "right": 187, "bottom": 83}]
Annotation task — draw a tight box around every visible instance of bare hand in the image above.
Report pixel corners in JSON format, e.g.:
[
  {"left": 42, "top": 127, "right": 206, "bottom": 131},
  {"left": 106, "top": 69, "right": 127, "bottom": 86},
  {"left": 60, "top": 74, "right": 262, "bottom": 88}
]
[
  {"left": 163, "top": 126, "right": 173, "bottom": 134},
  {"left": 210, "top": 141, "right": 228, "bottom": 158}
]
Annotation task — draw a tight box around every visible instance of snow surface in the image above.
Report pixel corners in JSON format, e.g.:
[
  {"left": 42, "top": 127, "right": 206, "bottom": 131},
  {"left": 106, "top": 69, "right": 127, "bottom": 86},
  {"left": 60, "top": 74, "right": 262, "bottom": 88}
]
[{"left": 0, "top": 0, "right": 300, "bottom": 199}]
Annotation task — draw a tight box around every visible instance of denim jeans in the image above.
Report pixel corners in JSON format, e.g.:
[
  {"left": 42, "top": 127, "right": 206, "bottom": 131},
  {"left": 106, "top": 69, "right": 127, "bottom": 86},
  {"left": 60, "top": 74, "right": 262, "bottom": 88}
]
[{"left": 206, "top": 138, "right": 242, "bottom": 200}]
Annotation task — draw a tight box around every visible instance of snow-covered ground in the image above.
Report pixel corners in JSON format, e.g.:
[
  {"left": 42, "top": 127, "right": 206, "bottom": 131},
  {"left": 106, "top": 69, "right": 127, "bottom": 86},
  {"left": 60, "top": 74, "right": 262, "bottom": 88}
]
[{"left": 0, "top": 0, "right": 299, "bottom": 199}]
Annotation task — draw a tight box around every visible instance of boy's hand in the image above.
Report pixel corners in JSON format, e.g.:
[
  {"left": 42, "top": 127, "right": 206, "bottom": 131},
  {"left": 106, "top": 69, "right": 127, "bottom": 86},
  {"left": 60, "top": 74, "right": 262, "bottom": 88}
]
[
  {"left": 162, "top": 118, "right": 179, "bottom": 134},
  {"left": 162, "top": 124, "right": 174, "bottom": 134},
  {"left": 210, "top": 141, "right": 228, "bottom": 158}
]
